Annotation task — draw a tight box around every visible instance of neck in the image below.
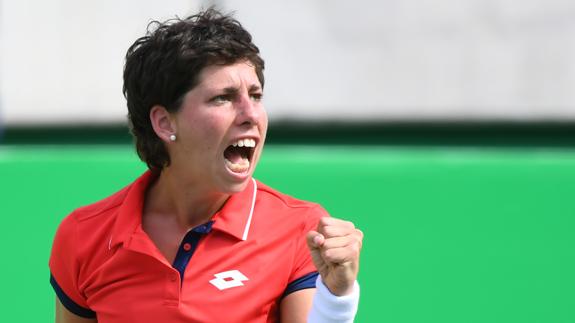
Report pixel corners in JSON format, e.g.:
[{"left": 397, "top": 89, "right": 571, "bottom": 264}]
[{"left": 145, "top": 168, "right": 230, "bottom": 230}]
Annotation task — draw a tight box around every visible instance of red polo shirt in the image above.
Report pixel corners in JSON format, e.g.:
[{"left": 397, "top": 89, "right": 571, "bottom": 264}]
[{"left": 49, "top": 171, "right": 326, "bottom": 322}]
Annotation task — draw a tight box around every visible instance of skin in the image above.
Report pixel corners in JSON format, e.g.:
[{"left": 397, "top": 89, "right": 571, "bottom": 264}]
[
  {"left": 142, "top": 61, "right": 268, "bottom": 262},
  {"left": 306, "top": 217, "right": 363, "bottom": 296},
  {"left": 56, "top": 299, "right": 96, "bottom": 323},
  {"left": 56, "top": 61, "right": 363, "bottom": 322}
]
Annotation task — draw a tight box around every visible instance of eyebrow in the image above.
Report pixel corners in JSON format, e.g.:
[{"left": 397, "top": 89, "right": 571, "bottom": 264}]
[
  {"left": 248, "top": 84, "right": 262, "bottom": 92},
  {"left": 220, "top": 84, "right": 262, "bottom": 94}
]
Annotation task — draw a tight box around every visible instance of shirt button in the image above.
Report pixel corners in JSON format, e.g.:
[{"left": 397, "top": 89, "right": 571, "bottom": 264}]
[
  {"left": 183, "top": 243, "right": 192, "bottom": 251},
  {"left": 169, "top": 273, "right": 178, "bottom": 282}
]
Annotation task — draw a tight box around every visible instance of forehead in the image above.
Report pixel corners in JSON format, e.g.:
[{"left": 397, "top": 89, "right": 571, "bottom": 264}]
[{"left": 196, "top": 61, "right": 261, "bottom": 90}]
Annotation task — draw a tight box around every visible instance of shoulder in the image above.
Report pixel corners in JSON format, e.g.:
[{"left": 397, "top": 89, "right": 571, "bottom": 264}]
[
  {"left": 57, "top": 183, "right": 130, "bottom": 233},
  {"left": 49, "top": 179, "right": 140, "bottom": 313},
  {"left": 256, "top": 180, "right": 328, "bottom": 211},
  {"left": 52, "top": 181, "right": 133, "bottom": 256},
  {"left": 71, "top": 183, "right": 131, "bottom": 222},
  {"left": 254, "top": 180, "right": 329, "bottom": 228}
]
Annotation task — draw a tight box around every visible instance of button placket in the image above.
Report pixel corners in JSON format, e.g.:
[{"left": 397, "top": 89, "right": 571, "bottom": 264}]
[
  {"left": 171, "top": 221, "right": 214, "bottom": 286},
  {"left": 164, "top": 270, "right": 181, "bottom": 306}
]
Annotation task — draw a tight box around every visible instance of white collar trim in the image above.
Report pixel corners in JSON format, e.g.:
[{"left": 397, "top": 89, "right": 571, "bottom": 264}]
[{"left": 241, "top": 178, "right": 257, "bottom": 241}]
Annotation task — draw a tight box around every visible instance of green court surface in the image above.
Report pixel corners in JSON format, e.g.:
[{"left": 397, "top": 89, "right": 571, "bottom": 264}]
[{"left": 1, "top": 145, "right": 574, "bottom": 322}]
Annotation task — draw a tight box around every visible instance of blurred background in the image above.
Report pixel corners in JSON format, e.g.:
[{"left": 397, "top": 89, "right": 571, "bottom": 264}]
[{"left": 1, "top": 0, "right": 574, "bottom": 322}]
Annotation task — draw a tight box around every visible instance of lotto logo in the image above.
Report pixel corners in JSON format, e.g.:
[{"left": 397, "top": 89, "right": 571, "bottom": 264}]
[{"left": 209, "top": 270, "right": 249, "bottom": 290}]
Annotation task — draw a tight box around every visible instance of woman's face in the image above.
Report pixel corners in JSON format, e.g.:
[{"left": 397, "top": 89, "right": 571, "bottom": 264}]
[{"left": 167, "top": 60, "right": 267, "bottom": 194}]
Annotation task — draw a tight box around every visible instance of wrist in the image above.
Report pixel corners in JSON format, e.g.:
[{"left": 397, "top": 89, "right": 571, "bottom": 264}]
[
  {"left": 307, "top": 276, "right": 360, "bottom": 323},
  {"left": 323, "top": 278, "right": 356, "bottom": 296}
]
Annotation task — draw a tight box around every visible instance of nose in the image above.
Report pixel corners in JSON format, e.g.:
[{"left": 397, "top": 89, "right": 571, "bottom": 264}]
[{"left": 235, "top": 94, "right": 261, "bottom": 127}]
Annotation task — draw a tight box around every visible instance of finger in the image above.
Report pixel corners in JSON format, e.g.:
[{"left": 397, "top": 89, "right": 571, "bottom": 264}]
[
  {"left": 347, "top": 229, "right": 364, "bottom": 250},
  {"left": 322, "top": 234, "right": 363, "bottom": 256},
  {"left": 317, "top": 226, "right": 364, "bottom": 250},
  {"left": 321, "top": 246, "right": 360, "bottom": 265},
  {"left": 317, "top": 217, "right": 356, "bottom": 230},
  {"left": 321, "top": 236, "right": 356, "bottom": 249},
  {"left": 319, "top": 225, "right": 358, "bottom": 239}
]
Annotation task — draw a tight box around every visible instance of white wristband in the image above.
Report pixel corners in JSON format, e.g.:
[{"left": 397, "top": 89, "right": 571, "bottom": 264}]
[{"left": 307, "top": 276, "right": 360, "bottom": 323}]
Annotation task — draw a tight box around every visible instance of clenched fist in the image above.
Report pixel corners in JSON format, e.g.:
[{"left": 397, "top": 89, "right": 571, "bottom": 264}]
[{"left": 306, "top": 217, "right": 363, "bottom": 296}]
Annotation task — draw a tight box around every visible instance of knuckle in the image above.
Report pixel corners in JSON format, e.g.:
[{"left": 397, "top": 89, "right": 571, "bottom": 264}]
[
  {"left": 346, "top": 237, "right": 362, "bottom": 253},
  {"left": 353, "top": 232, "right": 363, "bottom": 244},
  {"left": 323, "top": 226, "right": 337, "bottom": 238},
  {"left": 322, "top": 226, "right": 333, "bottom": 237},
  {"left": 350, "top": 242, "right": 361, "bottom": 254},
  {"left": 345, "top": 221, "right": 355, "bottom": 229},
  {"left": 318, "top": 217, "right": 330, "bottom": 229}
]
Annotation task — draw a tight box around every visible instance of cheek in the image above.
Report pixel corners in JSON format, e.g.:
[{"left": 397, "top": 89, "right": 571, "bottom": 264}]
[
  {"left": 206, "top": 112, "right": 234, "bottom": 135},
  {"left": 259, "top": 108, "right": 269, "bottom": 132},
  {"left": 186, "top": 112, "right": 225, "bottom": 135},
  {"left": 194, "top": 114, "right": 231, "bottom": 150}
]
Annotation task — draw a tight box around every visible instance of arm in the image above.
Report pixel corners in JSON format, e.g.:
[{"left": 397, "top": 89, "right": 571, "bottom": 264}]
[
  {"left": 280, "top": 216, "right": 363, "bottom": 322},
  {"left": 279, "top": 289, "right": 315, "bottom": 323},
  {"left": 56, "top": 298, "right": 97, "bottom": 323}
]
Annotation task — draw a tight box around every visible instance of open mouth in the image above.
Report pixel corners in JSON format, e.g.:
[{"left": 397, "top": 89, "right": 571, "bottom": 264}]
[{"left": 223, "top": 139, "right": 256, "bottom": 174}]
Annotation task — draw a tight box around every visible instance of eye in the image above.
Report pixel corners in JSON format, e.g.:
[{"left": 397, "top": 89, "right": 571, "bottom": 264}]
[
  {"left": 250, "top": 92, "right": 263, "bottom": 102},
  {"left": 210, "top": 94, "right": 232, "bottom": 105}
]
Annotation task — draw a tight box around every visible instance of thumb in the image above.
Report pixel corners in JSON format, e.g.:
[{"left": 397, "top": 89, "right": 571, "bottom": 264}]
[
  {"left": 306, "top": 231, "right": 325, "bottom": 251},
  {"left": 306, "top": 231, "right": 329, "bottom": 276}
]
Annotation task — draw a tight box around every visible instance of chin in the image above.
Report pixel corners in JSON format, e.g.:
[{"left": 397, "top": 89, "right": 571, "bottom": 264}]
[{"left": 218, "top": 176, "right": 253, "bottom": 195}]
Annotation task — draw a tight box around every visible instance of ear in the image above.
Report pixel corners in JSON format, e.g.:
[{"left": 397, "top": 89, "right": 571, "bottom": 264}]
[{"left": 150, "top": 105, "right": 176, "bottom": 142}]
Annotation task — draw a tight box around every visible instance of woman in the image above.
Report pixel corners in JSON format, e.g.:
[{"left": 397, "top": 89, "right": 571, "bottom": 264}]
[{"left": 50, "top": 9, "right": 362, "bottom": 323}]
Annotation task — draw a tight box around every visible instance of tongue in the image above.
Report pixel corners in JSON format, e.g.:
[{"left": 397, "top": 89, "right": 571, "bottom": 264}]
[
  {"left": 224, "top": 146, "right": 247, "bottom": 163},
  {"left": 224, "top": 146, "right": 250, "bottom": 173}
]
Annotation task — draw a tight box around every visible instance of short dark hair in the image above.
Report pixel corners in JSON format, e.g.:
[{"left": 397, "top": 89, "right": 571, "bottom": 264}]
[{"left": 123, "top": 8, "right": 265, "bottom": 173}]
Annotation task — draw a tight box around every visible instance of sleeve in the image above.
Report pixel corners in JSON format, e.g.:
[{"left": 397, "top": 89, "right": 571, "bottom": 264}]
[
  {"left": 283, "top": 205, "right": 330, "bottom": 297},
  {"left": 49, "top": 214, "right": 96, "bottom": 318}
]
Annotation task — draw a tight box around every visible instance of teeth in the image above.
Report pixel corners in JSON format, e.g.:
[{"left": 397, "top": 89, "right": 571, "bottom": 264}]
[
  {"left": 246, "top": 139, "right": 256, "bottom": 147},
  {"left": 225, "top": 158, "right": 250, "bottom": 173},
  {"left": 231, "top": 139, "right": 256, "bottom": 148}
]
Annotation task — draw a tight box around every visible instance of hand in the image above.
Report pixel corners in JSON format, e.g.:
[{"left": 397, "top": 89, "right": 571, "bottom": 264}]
[{"left": 306, "top": 217, "right": 363, "bottom": 296}]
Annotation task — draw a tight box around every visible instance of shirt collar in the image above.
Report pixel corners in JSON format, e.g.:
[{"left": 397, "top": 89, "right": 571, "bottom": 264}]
[
  {"left": 109, "top": 171, "right": 258, "bottom": 249},
  {"left": 211, "top": 177, "right": 258, "bottom": 241},
  {"left": 110, "top": 171, "right": 155, "bottom": 249}
]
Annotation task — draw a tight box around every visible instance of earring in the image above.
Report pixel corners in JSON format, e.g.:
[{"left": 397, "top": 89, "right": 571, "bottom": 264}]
[{"left": 169, "top": 134, "right": 176, "bottom": 142}]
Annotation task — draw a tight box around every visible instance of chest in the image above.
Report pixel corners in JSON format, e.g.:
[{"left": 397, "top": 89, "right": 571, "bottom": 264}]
[{"left": 80, "top": 232, "right": 297, "bottom": 322}]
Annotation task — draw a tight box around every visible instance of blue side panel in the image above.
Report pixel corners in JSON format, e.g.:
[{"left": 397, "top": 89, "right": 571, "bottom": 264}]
[
  {"left": 50, "top": 274, "right": 96, "bottom": 318},
  {"left": 282, "top": 271, "right": 319, "bottom": 298}
]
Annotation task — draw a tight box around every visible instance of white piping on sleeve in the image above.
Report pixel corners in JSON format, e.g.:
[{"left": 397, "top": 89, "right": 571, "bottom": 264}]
[{"left": 241, "top": 178, "right": 257, "bottom": 241}]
